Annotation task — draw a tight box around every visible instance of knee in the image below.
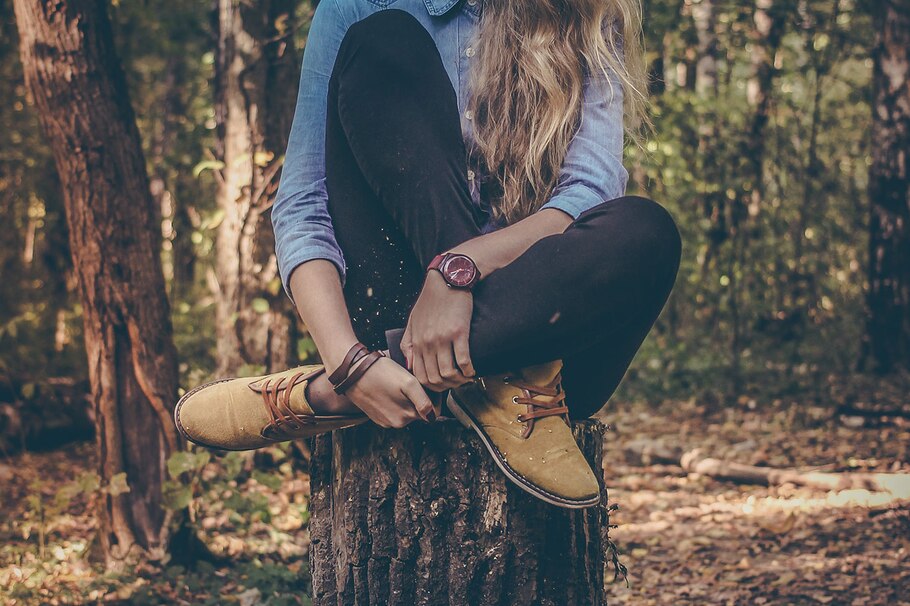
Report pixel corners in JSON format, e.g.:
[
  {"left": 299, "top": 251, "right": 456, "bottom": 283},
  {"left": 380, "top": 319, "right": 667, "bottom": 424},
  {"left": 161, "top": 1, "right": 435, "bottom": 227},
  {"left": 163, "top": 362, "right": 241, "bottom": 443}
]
[
  {"left": 336, "top": 10, "right": 436, "bottom": 81},
  {"left": 631, "top": 196, "right": 682, "bottom": 268},
  {"left": 582, "top": 195, "right": 682, "bottom": 279}
]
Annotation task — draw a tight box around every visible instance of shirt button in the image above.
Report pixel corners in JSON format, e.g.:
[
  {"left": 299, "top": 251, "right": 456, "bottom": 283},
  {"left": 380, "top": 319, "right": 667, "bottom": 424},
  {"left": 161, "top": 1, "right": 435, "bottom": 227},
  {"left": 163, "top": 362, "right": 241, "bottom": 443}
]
[
  {"left": 464, "top": 109, "right": 474, "bottom": 120},
  {"left": 465, "top": 46, "right": 475, "bottom": 58},
  {"left": 467, "top": 0, "right": 476, "bottom": 5},
  {"left": 467, "top": 170, "right": 475, "bottom": 181}
]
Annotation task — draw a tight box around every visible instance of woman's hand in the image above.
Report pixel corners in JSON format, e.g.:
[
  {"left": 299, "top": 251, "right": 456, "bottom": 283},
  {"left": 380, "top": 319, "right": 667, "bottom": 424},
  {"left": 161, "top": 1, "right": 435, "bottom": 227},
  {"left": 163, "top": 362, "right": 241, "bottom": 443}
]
[
  {"left": 343, "top": 355, "right": 437, "bottom": 428},
  {"left": 401, "top": 271, "right": 476, "bottom": 391}
]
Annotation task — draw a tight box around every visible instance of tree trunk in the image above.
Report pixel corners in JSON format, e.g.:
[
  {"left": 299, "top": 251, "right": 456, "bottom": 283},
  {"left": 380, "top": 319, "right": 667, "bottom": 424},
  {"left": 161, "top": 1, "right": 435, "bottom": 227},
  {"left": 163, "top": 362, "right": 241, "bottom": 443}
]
[
  {"left": 150, "top": 53, "right": 197, "bottom": 298},
  {"left": 743, "top": 0, "right": 786, "bottom": 212},
  {"left": 13, "top": 0, "right": 182, "bottom": 565},
  {"left": 691, "top": 0, "right": 717, "bottom": 98},
  {"left": 863, "top": 0, "right": 910, "bottom": 373},
  {"left": 691, "top": 0, "right": 728, "bottom": 256},
  {"left": 213, "top": 0, "right": 301, "bottom": 375},
  {"left": 309, "top": 420, "right": 610, "bottom": 606}
]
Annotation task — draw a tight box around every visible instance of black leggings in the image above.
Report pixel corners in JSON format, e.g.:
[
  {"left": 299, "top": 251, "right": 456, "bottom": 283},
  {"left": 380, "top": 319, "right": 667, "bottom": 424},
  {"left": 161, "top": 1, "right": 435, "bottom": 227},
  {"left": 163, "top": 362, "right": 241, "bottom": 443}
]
[{"left": 323, "top": 10, "right": 681, "bottom": 419}]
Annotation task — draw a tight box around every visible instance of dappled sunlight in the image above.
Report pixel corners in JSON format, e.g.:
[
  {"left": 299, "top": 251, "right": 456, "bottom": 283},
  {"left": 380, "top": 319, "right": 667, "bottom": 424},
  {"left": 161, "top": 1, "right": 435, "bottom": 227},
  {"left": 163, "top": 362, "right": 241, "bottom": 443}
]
[
  {"left": 621, "top": 483, "right": 908, "bottom": 528},
  {"left": 602, "top": 397, "right": 909, "bottom": 605}
]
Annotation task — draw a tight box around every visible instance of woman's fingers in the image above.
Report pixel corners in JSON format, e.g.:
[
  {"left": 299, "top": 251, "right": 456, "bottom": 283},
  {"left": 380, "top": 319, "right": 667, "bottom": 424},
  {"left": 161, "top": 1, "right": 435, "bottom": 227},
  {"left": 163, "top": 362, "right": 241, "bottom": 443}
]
[
  {"left": 401, "top": 323, "right": 413, "bottom": 370},
  {"left": 437, "top": 346, "right": 466, "bottom": 388},
  {"left": 412, "top": 351, "right": 427, "bottom": 387},
  {"left": 401, "top": 377, "right": 436, "bottom": 423},
  {"left": 453, "top": 334, "right": 475, "bottom": 379},
  {"left": 421, "top": 349, "right": 444, "bottom": 390}
]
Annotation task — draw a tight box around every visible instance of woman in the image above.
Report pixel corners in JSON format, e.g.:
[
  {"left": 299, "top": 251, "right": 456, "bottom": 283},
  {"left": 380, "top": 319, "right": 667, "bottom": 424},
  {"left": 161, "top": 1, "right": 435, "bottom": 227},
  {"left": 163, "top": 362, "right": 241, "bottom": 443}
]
[{"left": 175, "top": 0, "right": 681, "bottom": 509}]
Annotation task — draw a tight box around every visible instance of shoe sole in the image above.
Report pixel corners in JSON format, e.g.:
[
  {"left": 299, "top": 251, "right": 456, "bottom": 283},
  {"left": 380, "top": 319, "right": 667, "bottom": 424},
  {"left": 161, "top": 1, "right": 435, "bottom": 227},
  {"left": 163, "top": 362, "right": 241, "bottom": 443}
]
[
  {"left": 446, "top": 392, "right": 601, "bottom": 509},
  {"left": 173, "top": 377, "right": 367, "bottom": 452}
]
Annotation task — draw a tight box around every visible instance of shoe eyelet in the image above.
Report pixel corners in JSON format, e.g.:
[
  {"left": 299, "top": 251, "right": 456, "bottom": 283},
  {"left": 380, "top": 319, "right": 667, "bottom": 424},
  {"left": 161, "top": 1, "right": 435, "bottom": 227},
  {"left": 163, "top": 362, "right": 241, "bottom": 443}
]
[{"left": 511, "top": 395, "right": 519, "bottom": 404}]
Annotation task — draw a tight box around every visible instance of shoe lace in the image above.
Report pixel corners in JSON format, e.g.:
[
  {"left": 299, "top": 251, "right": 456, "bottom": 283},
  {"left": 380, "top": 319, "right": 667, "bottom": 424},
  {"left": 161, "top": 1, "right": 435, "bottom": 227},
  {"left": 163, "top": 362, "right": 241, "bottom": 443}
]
[
  {"left": 260, "top": 371, "right": 318, "bottom": 438},
  {"left": 502, "top": 371, "right": 570, "bottom": 437}
]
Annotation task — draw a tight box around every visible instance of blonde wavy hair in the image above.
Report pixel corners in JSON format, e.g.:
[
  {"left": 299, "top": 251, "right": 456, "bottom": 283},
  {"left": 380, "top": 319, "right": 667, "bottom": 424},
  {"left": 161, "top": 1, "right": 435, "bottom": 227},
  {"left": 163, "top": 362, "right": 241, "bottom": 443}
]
[{"left": 467, "top": 0, "right": 648, "bottom": 225}]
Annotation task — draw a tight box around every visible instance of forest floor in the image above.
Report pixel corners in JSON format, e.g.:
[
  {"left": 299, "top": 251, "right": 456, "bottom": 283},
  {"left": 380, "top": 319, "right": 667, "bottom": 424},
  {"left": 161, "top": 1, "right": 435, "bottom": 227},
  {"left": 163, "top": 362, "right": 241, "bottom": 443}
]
[
  {"left": 1, "top": 385, "right": 908, "bottom": 605},
  {"left": 599, "top": 393, "right": 910, "bottom": 605}
]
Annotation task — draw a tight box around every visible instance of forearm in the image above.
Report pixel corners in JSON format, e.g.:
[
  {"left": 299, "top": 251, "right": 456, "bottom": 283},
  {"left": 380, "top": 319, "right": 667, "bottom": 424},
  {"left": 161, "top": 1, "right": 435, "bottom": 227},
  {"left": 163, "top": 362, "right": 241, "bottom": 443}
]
[
  {"left": 288, "top": 259, "right": 359, "bottom": 374},
  {"left": 447, "top": 208, "right": 573, "bottom": 279}
]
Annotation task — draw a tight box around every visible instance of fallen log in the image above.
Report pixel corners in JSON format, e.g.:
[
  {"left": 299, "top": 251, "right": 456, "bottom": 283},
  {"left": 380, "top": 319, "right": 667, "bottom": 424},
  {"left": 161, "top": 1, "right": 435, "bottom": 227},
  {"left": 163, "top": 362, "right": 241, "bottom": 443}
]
[
  {"left": 308, "top": 419, "right": 611, "bottom": 606},
  {"left": 623, "top": 440, "right": 910, "bottom": 497},
  {"left": 680, "top": 450, "right": 910, "bottom": 496}
]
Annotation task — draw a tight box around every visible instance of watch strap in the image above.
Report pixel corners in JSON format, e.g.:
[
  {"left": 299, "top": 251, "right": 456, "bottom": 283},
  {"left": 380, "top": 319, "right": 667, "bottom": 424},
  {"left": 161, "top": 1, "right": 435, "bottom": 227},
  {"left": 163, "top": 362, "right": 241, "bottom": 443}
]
[
  {"left": 427, "top": 252, "right": 480, "bottom": 288},
  {"left": 428, "top": 253, "right": 447, "bottom": 273}
]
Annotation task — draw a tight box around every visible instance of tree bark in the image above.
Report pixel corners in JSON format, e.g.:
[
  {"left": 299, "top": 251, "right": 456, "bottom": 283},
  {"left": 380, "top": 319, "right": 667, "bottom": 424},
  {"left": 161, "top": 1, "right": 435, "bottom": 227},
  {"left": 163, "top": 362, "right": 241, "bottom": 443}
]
[
  {"left": 691, "top": 0, "right": 718, "bottom": 98},
  {"left": 691, "top": 0, "right": 728, "bottom": 257},
  {"left": 150, "top": 53, "right": 197, "bottom": 298},
  {"left": 309, "top": 420, "right": 610, "bottom": 606},
  {"left": 743, "top": 0, "right": 786, "bottom": 212},
  {"left": 213, "top": 0, "right": 301, "bottom": 375},
  {"left": 12, "top": 0, "right": 182, "bottom": 564},
  {"left": 863, "top": 0, "right": 910, "bottom": 373}
]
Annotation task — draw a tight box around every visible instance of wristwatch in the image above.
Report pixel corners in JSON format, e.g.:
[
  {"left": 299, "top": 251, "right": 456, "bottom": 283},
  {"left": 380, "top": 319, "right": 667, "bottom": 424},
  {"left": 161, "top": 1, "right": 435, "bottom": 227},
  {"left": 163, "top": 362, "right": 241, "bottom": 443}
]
[{"left": 427, "top": 252, "right": 481, "bottom": 289}]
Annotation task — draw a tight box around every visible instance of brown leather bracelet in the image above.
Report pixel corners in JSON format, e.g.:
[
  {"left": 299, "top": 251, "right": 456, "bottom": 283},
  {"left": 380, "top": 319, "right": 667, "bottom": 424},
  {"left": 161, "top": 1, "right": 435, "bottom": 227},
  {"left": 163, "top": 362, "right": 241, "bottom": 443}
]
[
  {"left": 328, "top": 342, "right": 369, "bottom": 386},
  {"left": 332, "top": 349, "right": 385, "bottom": 394}
]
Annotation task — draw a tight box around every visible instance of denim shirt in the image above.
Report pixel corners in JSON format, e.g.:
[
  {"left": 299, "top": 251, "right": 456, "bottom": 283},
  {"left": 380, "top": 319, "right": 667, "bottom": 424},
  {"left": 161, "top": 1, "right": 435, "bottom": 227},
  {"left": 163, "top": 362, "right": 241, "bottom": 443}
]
[{"left": 272, "top": 0, "right": 629, "bottom": 299}]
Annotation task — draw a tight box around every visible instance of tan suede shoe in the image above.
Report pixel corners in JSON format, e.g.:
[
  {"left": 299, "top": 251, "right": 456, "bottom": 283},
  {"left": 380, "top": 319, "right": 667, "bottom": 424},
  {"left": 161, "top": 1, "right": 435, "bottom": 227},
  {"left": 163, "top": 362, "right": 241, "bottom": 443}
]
[
  {"left": 447, "top": 360, "right": 601, "bottom": 509},
  {"left": 174, "top": 365, "right": 367, "bottom": 451}
]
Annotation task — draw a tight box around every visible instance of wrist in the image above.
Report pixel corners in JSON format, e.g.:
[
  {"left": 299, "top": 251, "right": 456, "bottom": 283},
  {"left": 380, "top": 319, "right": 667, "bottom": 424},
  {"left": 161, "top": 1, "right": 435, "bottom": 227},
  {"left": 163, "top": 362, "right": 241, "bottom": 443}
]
[
  {"left": 424, "top": 268, "right": 450, "bottom": 289},
  {"left": 427, "top": 251, "right": 481, "bottom": 289},
  {"left": 445, "top": 244, "right": 494, "bottom": 280},
  {"left": 322, "top": 337, "right": 361, "bottom": 375}
]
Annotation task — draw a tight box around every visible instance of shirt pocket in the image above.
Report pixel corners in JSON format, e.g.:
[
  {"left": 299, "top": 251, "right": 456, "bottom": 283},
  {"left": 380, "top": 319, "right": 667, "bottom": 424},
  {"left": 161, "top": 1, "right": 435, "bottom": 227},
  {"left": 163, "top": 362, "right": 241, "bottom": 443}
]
[{"left": 364, "top": 0, "right": 403, "bottom": 7}]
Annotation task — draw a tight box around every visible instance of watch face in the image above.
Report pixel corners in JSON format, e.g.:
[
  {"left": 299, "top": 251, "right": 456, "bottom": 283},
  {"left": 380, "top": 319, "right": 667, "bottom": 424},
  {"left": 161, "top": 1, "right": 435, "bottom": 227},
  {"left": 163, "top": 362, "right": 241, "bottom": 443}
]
[{"left": 443, "top": 255, "right": 477, "bottom": 287}]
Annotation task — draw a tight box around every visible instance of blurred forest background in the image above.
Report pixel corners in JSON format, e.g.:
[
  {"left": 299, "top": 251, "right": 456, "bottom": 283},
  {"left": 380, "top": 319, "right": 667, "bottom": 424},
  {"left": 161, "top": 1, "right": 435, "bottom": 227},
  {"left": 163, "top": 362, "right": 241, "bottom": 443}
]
[{"left": 1, "top": 0, "right": 908, "bottom": 604}]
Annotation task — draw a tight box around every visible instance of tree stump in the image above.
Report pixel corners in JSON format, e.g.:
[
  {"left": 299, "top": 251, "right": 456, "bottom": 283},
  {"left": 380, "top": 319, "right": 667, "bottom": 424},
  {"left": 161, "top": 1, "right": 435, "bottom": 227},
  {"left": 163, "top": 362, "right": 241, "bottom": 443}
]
[{"left": 309, "top": 419, "right": 609, "bottom": 606}]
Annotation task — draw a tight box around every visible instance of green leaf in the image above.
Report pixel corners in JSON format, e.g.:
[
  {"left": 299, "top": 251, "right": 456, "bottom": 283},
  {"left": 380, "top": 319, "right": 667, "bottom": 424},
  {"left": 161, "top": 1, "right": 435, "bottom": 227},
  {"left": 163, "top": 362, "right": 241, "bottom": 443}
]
[
  {"left": 163, "top": 483, "right": 194, "bottom": 510},
  {"left": 105, "top": 473, "right": 131, "bottom": 497},
  {"left": 297, "top": 336, "right": 318, "bottom": 360},
  {"left": 251, "top": 298, "right": 270, "bottom": 314},
  {"left": 21, "top": 382, "right": 36, "bottom": 399},
  {"left": 222, "top": 452, "right": 244, "bottom": 480},
  {"left": 192, "top": 159, "right": 225, "bottom": 178},
  {"left": 167, "top": 451, "right": 198, "bottom": 479},
  {"left": 252, "top": 470, "right": 283, "bottom": 491},
  {"left": 76, "top": 471, "right": 101, "bottom": 493},
  {"left": 266, "top": 277, "right": 283, "bottom": 297},
  {"left": 193, "top": 450, "right": 211, "bottom": 470},
  {"left": 206, "top": 209, "right": 226, "bottom": 230},
  {"left": 253, "top": 151, "right": 274, "bottom": 167}
]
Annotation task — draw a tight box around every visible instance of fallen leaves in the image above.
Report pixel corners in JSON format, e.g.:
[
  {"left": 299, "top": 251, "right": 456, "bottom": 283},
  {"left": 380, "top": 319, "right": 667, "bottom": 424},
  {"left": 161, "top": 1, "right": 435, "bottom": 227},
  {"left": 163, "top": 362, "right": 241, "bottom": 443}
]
[{"left": 601, "top": 396, "right": 910, "bottom": 605}]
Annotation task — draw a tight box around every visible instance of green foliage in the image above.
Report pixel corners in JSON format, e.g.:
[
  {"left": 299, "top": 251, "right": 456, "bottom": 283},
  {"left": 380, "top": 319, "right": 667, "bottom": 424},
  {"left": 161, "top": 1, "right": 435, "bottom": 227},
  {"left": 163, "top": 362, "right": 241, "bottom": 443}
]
[
  {"left": 616, "top": 0, "right": 874, "bottom": 403},
  {"left": 0, "top": 0, "right": 894, "bottom": 603},
  {"left": 0, "top": 0, "right": 878, "bottom": 410},
  {"left": 161, "top": 446, "right": 306, "bottom": 539},
  {"left": 4, "top": 446, "right": 311, "bottom": 604},
  {"left": 17, "top": 470, "right": 130, "bottom": 562}
]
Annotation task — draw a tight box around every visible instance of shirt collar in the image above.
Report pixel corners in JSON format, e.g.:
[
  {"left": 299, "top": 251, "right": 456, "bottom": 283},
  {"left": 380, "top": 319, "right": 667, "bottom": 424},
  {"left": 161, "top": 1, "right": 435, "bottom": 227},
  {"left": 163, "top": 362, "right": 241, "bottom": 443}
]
[{"left": 423, "top": 0, "right": 463, "bottom": 17}]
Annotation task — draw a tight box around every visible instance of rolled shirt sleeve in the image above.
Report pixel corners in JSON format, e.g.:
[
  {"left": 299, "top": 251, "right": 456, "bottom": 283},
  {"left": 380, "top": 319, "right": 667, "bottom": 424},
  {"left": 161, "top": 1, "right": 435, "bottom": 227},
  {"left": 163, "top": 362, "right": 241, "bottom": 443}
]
[
  {"left": 272, "top": 0, "right": 349, "bottom": 302},
  {"left": 539, "top": 55, "right": 629, "bottom": 220}
]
